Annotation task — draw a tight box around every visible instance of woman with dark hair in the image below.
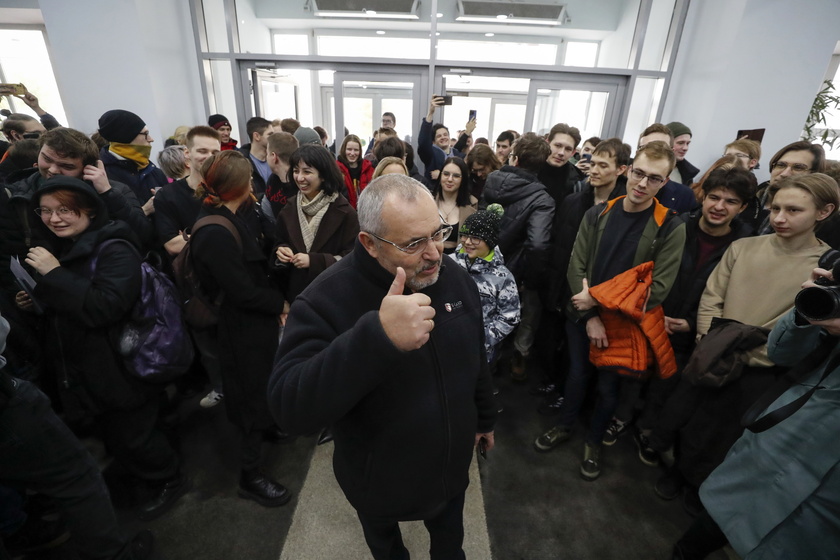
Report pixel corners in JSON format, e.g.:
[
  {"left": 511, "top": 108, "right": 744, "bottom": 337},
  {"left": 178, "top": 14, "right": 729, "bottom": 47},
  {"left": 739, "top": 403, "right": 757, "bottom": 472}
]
[
  {"left": 274, "top": 144, "right": 359, "bottom": 305},
  {"left": 465, "top": 143, "right": 502, "bottom": 199},
  {"left": 189, "top": 150, "right": 291, "bottom": 507},
  {"left": 433, "top": 156, "right": 477, "bottom": 254},
  {"left": 335, "top": 134, "right": 374, "bottom": 209},
  {"left": 19, "top": 176, "right": 186, "bottom": 521}
]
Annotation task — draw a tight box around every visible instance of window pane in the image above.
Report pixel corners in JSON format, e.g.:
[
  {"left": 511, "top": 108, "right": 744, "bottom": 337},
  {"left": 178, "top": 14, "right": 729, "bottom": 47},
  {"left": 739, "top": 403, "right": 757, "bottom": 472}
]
[
  {"left": 381, "top": 98, "right": 414, "bottom": 144},
  {"left": 623, "top": 77, "right": 664, "bottom": 145},
  {"left": 565, "top": 42, "right": 598, "bottom": 67},
  {"left": 597, "top": 0, "right": 641, "bottom": 69},
  {"left": 532, "top": 89, "right": 608, "bottom": 140},
  {"left": 274, "top": 34, "right": 309, "bottom": 56},
  {"left": 638, "top": 0, "right": 677, "bottom": 71},
  {"left": 318, "top": 36, "right": 430, "bottom": 59},
  {"left": 342, "top": 97, "right": 373, "bottom": 142},
  {"left": 438, "top": 39, "right": 557, "bottom": 66},
  {"left": 0, "top": 29, "right": 66, "bottom": 126},
  {"left": 202, "top": 0, "right": 229, "bottom": 52}
]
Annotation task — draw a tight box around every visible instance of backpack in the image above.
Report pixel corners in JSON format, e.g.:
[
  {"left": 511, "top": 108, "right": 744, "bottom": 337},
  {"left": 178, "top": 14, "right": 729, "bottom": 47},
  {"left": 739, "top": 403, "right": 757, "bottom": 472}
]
[
  {"left": 90, "top": 239, "right": 194, "bottom": 383},
  {"left": 171, "top": 215, "right": 242, "bottom": 329}
]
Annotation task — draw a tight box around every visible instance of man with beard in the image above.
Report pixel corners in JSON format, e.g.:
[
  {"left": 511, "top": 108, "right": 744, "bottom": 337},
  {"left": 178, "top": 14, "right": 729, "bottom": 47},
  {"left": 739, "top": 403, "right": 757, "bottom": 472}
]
[{"left": 268, "top": 175, "right": 496, "bottom": 560}]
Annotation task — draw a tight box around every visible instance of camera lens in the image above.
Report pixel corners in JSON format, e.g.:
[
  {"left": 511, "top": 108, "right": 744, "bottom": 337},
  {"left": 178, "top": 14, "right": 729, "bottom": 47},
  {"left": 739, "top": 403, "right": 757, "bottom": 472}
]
[{"left": 795, "top": 286, "right": 840, "bottom": 322}]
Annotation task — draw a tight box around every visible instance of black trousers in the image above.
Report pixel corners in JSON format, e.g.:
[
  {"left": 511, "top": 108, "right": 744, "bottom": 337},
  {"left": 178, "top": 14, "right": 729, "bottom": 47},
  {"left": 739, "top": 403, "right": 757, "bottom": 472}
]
[
  {"left": 356, "top": 492, "right": 467, "bottom": 560},
  {"left": 0, "top": 378, "right": 127, "bottom": 559}
]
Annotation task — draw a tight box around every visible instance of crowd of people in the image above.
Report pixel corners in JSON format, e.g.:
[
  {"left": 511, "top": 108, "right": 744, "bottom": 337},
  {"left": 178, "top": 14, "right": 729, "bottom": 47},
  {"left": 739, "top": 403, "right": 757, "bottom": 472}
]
[{"left": 1, "top": 85, "right": 839, "bottom": 560}]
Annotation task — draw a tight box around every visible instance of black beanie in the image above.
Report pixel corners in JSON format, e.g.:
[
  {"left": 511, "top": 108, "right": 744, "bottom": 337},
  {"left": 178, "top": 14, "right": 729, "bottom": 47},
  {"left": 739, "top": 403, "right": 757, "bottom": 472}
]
[
  {"left": 460, "top": 203, "right": 504, "bottom": 248},
  {"left": 208, "top": 114, "right": 231, "bottom": 130},
  {"left": 98, "top": 110, "right": 145, "bottom": 144}
]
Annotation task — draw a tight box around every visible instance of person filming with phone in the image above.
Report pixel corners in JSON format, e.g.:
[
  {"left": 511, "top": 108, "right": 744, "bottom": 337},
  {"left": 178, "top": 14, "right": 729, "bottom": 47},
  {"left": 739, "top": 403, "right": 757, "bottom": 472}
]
[{"left": 418, "top": 95, "right": 466, "bottom": 184}]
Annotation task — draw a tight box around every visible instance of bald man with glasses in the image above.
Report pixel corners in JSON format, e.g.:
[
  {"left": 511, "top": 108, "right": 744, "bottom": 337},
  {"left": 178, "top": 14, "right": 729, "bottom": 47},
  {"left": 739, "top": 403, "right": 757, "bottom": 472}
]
[{"left": 268, "top": 174, "right": 496, "bottom": 560}]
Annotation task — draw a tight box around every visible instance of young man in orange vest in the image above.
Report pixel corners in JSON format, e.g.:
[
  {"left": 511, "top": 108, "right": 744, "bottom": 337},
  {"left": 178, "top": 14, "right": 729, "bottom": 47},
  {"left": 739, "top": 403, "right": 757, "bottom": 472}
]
[{"left": 533, "top": 141, "right": 686, "bottom": 480}]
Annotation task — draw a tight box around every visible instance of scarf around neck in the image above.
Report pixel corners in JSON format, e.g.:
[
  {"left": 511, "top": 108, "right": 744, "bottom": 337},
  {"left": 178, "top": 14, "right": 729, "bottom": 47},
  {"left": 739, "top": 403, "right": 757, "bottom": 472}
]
[
  {"left": 297, "top": 190, "right": 338, "bottom": 252},
  {"left": 109, "top": 142, "right": 152, "bottom": 169}
]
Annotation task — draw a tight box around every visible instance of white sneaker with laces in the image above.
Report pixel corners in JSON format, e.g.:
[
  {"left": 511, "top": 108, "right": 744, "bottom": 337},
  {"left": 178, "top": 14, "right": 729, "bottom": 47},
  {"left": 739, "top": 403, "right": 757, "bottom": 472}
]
[{"left": 200, "top": 390, "right": 223, "bottom": 408}]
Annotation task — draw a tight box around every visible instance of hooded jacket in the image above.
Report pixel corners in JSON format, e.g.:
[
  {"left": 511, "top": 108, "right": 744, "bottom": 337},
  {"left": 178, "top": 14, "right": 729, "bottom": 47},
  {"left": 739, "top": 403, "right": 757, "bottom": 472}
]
[
  {"left": 336, "top": 158, "right": 374, "bottom": 209},
  {"left": 480, "top": 166, "right": 555, "bottom": 289},
  {"left": 268, "top": 241, "right": 497, "bottom": 520},
  {"left": 588, "top": 261, "right": 677, "bottom": 379},
  {"left": 29, "top": 177, "right": 147, "bottom": 413},
  {"left": 452, "top": 245, "right": 521, "bottom": 359}
]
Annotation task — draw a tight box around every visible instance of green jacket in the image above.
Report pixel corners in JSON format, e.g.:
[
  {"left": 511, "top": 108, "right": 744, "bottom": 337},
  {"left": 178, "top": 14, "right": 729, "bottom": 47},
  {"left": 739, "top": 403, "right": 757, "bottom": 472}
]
[{"left": 565, "top": 196, "right": 685, "bottom": 322}]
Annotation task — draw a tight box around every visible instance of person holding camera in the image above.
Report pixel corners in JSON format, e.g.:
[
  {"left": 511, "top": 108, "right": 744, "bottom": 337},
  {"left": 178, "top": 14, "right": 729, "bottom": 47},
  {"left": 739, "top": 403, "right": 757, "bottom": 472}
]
[
  {"left": 672, "top": 265, "right": 840, "bottom": 559},
  {"left": 649, "top": 172, "right": 840, "bottom": 514}
]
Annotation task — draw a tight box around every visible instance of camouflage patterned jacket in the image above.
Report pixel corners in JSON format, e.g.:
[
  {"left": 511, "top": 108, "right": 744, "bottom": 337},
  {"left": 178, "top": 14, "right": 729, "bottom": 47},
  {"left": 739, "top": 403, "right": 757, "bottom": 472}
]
[{"left": 452, "top": 246, "right": 521, "bottom": 361}]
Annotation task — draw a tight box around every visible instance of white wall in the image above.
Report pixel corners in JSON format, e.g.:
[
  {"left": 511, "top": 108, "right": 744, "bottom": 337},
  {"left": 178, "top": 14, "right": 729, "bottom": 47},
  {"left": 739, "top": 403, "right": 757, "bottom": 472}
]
[
  {"left": 662, "top": 0, "right": 840, "bottom": 183},
  {"left": 38, "top": 0, "right": 204, "bottom": 143}
]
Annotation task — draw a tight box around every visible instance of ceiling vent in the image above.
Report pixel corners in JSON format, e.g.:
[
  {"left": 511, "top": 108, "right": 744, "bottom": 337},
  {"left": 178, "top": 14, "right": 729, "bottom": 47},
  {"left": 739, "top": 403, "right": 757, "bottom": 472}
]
[
  {"left": 457, "top": 0, "right": 567, "bottom": 26},
  {"left": 311, "top": 0, "right": 420, "bottom": 20}
]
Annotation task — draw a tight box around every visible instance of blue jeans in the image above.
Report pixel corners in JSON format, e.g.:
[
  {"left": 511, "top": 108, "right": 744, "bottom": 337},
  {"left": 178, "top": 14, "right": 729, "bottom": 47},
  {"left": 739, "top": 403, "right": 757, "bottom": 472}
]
[{"left": 558, "top": 319, "right": 623, "bottom": 446}]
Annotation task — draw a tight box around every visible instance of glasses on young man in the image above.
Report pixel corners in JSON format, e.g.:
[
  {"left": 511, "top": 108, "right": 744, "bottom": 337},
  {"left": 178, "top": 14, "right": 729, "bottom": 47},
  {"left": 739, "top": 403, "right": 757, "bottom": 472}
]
[
  {"left": 368, "top": 225, "right": 453, "bottom": 255},
  {"left": 771, "top": 161, "right": 811, "bottom": 173},
  {"left": 629, "top": 167, "right": 667, "bottom": 188}
]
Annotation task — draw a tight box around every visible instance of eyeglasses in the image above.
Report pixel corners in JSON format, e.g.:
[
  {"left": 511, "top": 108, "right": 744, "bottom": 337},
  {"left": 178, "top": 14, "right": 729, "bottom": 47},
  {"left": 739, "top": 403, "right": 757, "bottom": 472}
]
[
  {"left": 369, "top": 225, "right": 452, "bottom": 255},
  {"left": 771, "top": 161, "right": 811, "bottom": 173},
  {"left": 22, "top": 131, "right": 43, "bottom": 139},
  {"left": 35, "top": 206, "right": 76, "bottom": 218},
  {"left": 629, "top": 167, "right": 666, "bottom": 188},
  {"left": 138, "top": 130, "right": 151, "bottom": 140},
  {"left": 441, "top": 171, "right": 462, "bottom": 179},
  {"left": 459, "top": 234, "right": 482, "bottom": 245},
  {"left": 727, "top": 152, "right": 750, "bottom": 160}
]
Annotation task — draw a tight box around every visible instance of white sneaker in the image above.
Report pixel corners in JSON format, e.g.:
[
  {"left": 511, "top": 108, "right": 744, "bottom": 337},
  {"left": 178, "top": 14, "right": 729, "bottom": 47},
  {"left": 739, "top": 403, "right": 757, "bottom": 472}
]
[{"left": 200, "top": 390, "right": 223, "bottom": 408}]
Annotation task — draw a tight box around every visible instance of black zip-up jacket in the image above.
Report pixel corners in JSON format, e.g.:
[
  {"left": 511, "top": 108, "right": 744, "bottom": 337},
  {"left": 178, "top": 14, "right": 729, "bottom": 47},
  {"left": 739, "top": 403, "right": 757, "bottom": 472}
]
[
  {"left": 268, "top": 240, "right": 496, "bottom": 519},
  {"left": 662, "top": 211, "right": 753, "bottom": 353},
  {"left": 480, "top": 166, "right": 555, "bottom": 289}
]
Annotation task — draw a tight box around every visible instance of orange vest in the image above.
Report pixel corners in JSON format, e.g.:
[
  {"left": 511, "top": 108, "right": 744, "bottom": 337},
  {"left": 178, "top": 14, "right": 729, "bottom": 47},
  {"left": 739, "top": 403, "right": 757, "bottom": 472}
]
[{"left": 588, "top": 261, "right": 677, "bottom": 379}]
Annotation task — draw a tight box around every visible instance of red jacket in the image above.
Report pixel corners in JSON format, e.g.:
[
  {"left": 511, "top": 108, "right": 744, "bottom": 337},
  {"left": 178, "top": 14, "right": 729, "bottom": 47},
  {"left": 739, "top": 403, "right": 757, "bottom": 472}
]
[
  {"left": 337, "top": 159, "right": 374, "bottom": 209},
  {"left": 588, "top": 261, "right": 677, "bottom": 379}
]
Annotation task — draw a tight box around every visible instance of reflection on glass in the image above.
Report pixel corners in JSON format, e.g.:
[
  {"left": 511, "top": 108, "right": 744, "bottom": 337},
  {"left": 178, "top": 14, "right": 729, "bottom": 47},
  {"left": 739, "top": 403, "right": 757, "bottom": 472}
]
[
  {"left": 624, "top": 78, "right": 665, "bottom": 145},
  {"left": 318, "top": 36, "right": 430, "bottom": 59},
  {"left": 203, "top": 0, "right": 229, "bottom": 52},
  {"left": 597, "top": 0, "right": 641, "bottom": 69},
  {"left": 257, "top": 76, "right": 297, "bottom": 122},
  {"left": 638, "top": 0, "right": 677, "bottom": 71},
  {"left": 0, "top": 29, "right": 66, "bottom": 124},
  {"left": 274, "top": 34, "right": 310, "bottom": 56},
  {"left": 208, "top": 60, "right": 238, "bottom": 133}
]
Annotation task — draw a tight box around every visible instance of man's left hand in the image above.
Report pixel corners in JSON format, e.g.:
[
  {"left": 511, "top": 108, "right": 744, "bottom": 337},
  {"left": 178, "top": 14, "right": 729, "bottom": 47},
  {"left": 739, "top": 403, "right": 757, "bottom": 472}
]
[
  {"left": 84, "top": 160, "right": 112, "bottom": 194},
  {"left": 475, "top": 431, "right": 495, "bottom": 452}
]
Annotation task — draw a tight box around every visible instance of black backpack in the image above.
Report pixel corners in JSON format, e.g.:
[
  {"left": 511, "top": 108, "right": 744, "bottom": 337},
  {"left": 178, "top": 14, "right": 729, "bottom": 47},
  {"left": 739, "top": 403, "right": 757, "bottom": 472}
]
[{"left": 172, "top": 215, "right": 242, "bottom": 329}]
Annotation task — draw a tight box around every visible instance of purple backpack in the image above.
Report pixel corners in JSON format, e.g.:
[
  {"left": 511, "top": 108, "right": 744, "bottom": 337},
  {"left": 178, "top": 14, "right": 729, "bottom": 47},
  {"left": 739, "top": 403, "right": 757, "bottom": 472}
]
[{"left": 91, "top": 239, "right": 194, "bottom": 383}]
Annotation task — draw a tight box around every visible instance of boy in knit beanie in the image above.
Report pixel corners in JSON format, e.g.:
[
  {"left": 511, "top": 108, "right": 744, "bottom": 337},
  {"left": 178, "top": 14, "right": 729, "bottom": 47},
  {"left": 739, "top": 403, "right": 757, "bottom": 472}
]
[{"left": 451, "top": 203, "right": 520, "bottom": 363}]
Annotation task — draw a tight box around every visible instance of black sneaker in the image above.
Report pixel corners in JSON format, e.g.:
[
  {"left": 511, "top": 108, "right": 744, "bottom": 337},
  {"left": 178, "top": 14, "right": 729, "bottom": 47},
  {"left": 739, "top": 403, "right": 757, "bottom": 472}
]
[
  {"left": 529, "top": 380, "right": 558, "bottom": 396},
  {"left": 580, "top": 443, "right": 602, "bottom": 481},
  {"left": 601, "top": 417, "right": 629, "bottom": 446},
  {"left": 537, "top": 394, "right": 565, "bottom": 415},
  {"left": 534, "top": 425, "right": 571, "bottom": 452},
  {"left": 633, "top": 429, "right": 659, "bottom": 466}
]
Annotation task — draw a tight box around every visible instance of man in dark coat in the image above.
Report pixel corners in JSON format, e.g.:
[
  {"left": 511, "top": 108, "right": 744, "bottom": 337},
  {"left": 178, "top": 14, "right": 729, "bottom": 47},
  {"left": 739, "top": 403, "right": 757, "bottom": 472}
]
[
  {"left": 481, "top": 133, "right": 555, "bottom": 381},
  {"left": 268, "top": 175, "right": 496, "bottom": 560},
  {"left": 97, "top": 109, "right": 167, "bottom": 204},
  {"left": 666, "top": 121, "right": 700, "bottom": 186}
]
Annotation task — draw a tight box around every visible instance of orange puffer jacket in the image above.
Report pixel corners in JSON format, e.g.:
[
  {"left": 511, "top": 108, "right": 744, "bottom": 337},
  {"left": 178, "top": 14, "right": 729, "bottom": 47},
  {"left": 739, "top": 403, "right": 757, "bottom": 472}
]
[{"left": 588, "top": 261, "right": 677, "bottom": 380}]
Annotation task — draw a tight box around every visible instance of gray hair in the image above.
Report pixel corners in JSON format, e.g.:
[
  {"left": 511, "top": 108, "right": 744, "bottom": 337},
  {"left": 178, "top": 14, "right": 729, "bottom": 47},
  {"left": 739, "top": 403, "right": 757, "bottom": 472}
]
[
  {"left": 358, "top": 174, "right": 432, "bottom": 237},
  {"left": 157, "top": 145, "right": 188, "bottom": 179}
]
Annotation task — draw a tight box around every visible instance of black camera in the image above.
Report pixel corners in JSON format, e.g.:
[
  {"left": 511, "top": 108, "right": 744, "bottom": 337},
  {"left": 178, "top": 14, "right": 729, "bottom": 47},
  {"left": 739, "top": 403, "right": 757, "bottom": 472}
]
[{"left": 794, "top": 250, "right": 840, "bottom": 321}]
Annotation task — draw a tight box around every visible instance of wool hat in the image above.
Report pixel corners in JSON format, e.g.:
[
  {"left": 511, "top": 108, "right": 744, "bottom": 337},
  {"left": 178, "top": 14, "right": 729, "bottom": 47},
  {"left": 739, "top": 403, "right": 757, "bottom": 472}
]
[
  {"left": 208, "top": 114, "right": 231, "bottom": 130},
  {"left": 666, "top": 121, "right": 692, "bottom": 138},
  {"left": 294, "top": 126, "right": 322, "bottom": 146},
  {"left": 460, "top": 203, "right": 504, "bottom": 249},
  {"left": 98, "top": 110, "right": 146, "bottom": 144}
]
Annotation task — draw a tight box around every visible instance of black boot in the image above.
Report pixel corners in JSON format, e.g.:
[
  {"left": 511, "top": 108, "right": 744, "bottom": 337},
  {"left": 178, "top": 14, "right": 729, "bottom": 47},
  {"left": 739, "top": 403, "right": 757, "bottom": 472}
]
[
  {"left": 138, "top": 473, "right": 190, "bottom": 521},
  {"left": 238, "top": 470, "right": 291, "bottom": 507},
  {"left": 317, "top": 427, "right": 334, "bottom": 445}
]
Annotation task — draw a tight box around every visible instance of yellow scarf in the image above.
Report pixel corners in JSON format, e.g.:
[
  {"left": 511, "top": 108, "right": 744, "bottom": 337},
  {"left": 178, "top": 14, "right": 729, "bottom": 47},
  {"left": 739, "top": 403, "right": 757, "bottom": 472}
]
[{"left": 109, "top": 142, "right": 152, "bottom": 169}]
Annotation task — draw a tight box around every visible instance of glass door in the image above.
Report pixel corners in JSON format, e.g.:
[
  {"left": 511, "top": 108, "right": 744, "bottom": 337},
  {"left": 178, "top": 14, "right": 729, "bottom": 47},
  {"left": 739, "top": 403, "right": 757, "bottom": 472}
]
[
  {"left": 332, "top": 71, "right": 425, "bottom": 151},
  {"left": 252, "top": 69, "right": 298, "bottom": 121},
  {"left": 526, "top": 80, "right": 624, "bottom": 141},
  {"left": 440, "top": 74, "right": 530, "bottom": 142}
]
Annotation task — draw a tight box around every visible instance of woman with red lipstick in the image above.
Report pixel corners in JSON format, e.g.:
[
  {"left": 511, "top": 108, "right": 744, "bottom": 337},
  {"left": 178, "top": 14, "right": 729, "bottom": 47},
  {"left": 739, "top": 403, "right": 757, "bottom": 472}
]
[{"left": 433, "top": 156, "right": 477, "bottom": 254}]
